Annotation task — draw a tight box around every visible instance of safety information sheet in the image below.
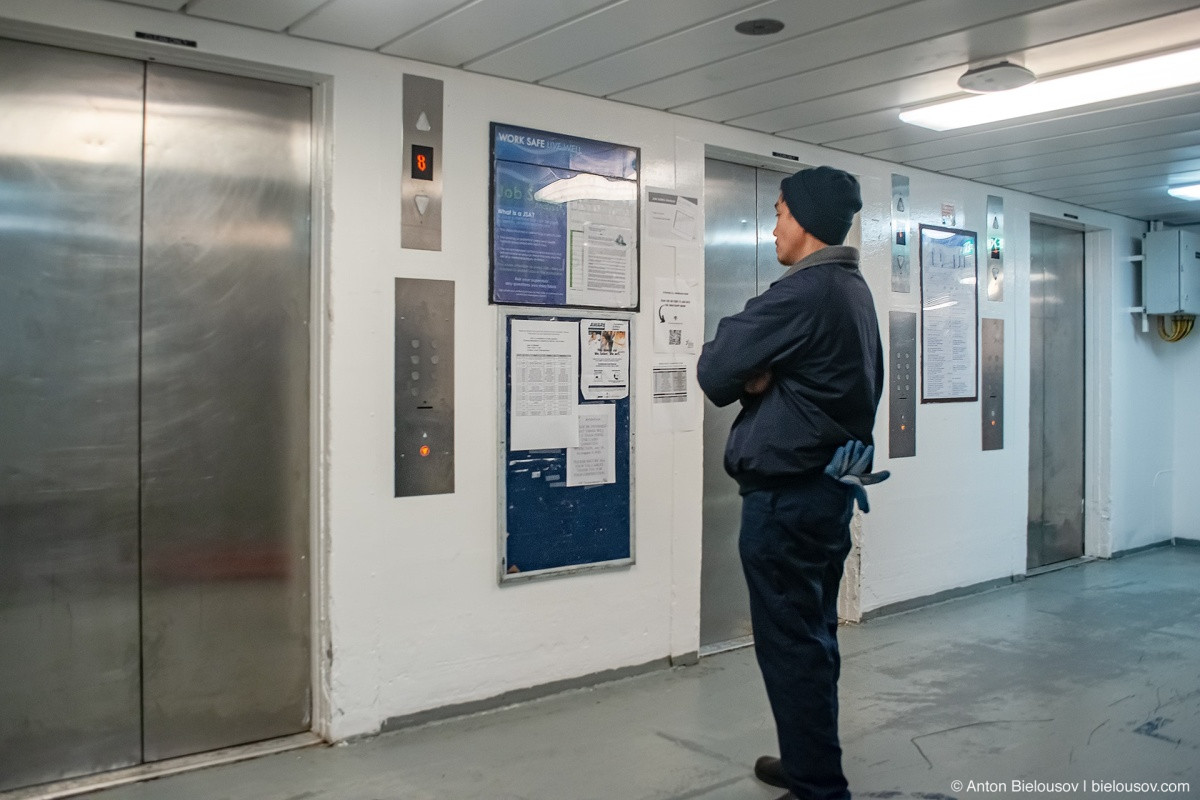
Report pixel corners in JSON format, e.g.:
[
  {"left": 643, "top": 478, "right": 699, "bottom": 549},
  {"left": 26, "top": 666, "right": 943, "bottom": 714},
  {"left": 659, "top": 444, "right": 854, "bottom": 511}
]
[
  {"left": 491, "top": 123, "right": 639, "bottom": 309},
  {"left": 919, "top": 225, "right": 978, "bottom": 402}
]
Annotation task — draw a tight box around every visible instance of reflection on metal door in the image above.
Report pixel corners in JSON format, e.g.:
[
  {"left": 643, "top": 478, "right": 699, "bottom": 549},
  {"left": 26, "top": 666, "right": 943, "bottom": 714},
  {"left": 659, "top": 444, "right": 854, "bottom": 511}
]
[
  {"left": 700, "top": 160, "right": 790, "bottom": 650},
  {"left": 1028, "top": 222, "right": 1085, "bottom": 568},
  {"left": 0, "top": 38, "right": 311, "bottom": 791},
  {"left": 0, "top": 39, "right": 146, "bottom": 790},
  {"left": 140, "top": 63, "right": 312, "bottom": 762}
]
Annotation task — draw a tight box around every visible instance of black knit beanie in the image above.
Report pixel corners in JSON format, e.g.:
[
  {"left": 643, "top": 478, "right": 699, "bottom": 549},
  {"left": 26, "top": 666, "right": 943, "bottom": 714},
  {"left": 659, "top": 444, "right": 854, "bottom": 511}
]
[{"left": 779, "top": 166, "right": 862, "bottom": 245}]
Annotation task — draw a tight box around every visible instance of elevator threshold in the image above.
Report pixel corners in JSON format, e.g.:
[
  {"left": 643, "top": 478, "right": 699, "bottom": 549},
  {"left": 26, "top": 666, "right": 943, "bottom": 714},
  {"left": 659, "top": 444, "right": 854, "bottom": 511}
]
[
  {"left": 700, "top": 635, "right": 754, "bottom": 657},
  {"left": 0, "top": 733, "right": 324, "bottom": 800}
]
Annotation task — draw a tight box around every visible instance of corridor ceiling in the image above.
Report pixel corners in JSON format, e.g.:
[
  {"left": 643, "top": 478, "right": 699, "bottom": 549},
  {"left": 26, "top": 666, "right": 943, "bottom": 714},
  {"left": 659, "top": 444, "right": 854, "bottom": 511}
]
[{"left": 116, "top": 0, "right": 1200, "bottom": 226}]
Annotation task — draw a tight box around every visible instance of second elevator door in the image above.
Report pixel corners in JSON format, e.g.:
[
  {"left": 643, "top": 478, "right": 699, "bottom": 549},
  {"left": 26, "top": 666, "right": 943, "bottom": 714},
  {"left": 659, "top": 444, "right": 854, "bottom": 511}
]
[
  {"left": 0, "top": 39, "right": 311, "bottom": 791},
  {"left": 700, "top": 160, "right": 791, "bottom": 649}
]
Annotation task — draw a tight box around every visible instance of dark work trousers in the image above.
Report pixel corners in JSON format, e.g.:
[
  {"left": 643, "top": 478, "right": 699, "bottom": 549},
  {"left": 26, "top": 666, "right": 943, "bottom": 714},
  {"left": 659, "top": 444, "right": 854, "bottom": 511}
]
[{"left": 739, "top": 476, "right": 854, "bottom": 800}]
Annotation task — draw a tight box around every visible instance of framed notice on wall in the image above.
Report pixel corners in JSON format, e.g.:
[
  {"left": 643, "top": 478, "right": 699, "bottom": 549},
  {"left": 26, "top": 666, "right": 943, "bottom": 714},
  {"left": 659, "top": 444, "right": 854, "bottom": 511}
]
[
  {"left": 919, "top": 224, "right": 978, "bottom": 403},
  {"left": 489, "top": 123, "right": 640, "bottom": 310}
]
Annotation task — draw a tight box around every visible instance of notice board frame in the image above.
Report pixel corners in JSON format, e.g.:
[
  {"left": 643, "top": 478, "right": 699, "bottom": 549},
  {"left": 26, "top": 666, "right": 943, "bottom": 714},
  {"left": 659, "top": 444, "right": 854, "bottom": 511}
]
[
  {"left": 488, "top": 122, "right": 641, "bottom": 312},
  {"left": 497, "top": 307, "right": 635, "bottom": 585}
]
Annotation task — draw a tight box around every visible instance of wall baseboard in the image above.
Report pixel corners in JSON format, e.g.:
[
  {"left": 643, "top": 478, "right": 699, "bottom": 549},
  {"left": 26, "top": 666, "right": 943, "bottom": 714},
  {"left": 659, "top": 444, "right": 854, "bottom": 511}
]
[
  {"left": 1174, "top": 536, "right": 1200, "bottom": 548},
  {"left": 374, "top": 656, "right": 671, "bottom": 737},
  {"left": 860, "top": 574, "right": 1023, "bottom": 622}
]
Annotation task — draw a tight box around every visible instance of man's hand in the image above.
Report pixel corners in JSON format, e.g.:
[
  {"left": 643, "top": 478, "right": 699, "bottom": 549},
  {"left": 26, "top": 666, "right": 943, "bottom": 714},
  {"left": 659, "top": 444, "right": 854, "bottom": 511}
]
[
  {"left": 824, "top": 440, "right": 890, "bottom": 513},
  {"left": 744, "top": 371, "right": 772, "bottom": 395}
]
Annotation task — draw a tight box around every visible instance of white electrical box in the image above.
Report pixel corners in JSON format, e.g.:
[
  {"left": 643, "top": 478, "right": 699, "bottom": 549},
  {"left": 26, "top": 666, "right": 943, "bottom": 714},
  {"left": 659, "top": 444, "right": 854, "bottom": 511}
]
[{"left": 1143, "top": 229, "right": 1200, "bottom": 314}]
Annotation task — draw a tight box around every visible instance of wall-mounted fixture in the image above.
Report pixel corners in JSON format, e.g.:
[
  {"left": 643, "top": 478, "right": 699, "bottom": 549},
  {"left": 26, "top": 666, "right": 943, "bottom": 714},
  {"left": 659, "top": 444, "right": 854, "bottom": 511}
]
[
  {"left": 901, "top": 46, "right": 1200, "bottom": 131},
  {"left": 1142, "top": 229, "right": 1198, "bottom": 342}
]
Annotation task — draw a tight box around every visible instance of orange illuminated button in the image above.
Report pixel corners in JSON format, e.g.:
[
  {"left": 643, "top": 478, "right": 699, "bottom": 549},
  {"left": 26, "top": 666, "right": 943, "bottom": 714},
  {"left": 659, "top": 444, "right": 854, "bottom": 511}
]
[{"left": 419, "top": 445, "right": 431, "bottom": 457}]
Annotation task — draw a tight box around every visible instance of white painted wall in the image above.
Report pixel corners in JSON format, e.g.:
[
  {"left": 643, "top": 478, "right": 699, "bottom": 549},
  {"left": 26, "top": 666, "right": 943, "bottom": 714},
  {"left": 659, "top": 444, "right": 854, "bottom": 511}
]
[{"left": 0, "top": 0, "right": 1184, "bottom": 742}]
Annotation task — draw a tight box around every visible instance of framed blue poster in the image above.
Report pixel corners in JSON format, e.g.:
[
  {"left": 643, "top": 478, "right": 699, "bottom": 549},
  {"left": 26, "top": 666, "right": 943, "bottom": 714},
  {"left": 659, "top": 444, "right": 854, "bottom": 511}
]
[{"left": 490, "top": 123, "right": 640, "bottom": 310}]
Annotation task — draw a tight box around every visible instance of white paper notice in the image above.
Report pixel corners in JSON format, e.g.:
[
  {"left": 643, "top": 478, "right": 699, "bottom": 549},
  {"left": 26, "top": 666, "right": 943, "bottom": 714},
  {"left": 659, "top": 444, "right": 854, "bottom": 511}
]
[
  {"left": 646, "top": 188, "right": 700, "bottom": 244},
  {"left": 580, "top": 319, "right": 629, "bottom": 400},
  {"left": 566, "top": 404, "right": 616, "bottom": 486},
  {"left": 579, "top": 223, "right": 634, "bottom": 306},
  {"left": 653, "top": 277, "right": 699, "bottom": 354},
  {"left": 510, "top": 319, "right": 579, "bottom": 450},
  {"left": 651, "top": 357, "right": 699, "bottom": 432}
]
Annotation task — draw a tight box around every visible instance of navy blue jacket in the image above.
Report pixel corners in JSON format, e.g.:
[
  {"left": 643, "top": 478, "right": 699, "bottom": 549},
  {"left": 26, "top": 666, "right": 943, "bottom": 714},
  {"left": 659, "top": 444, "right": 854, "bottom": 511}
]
[{"left": 697, "top": 246, "right": 883, "bottom": 492}]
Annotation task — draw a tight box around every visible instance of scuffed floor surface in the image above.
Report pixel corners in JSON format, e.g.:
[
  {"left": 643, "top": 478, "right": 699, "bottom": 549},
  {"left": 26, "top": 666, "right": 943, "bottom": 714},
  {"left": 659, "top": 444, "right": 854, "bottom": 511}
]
[{"left": 71, "top": 546, "right": 1200, "bottom": 799}]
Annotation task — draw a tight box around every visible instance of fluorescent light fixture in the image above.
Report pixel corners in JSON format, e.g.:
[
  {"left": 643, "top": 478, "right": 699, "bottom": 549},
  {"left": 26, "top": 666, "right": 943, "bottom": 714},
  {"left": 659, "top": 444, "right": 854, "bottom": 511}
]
[
  {"left": 1167, "top": 183, "right": 1200, "bottom": 200},
  {"left": 901, "top": 46, "right": 1200, "bottom": 131}
]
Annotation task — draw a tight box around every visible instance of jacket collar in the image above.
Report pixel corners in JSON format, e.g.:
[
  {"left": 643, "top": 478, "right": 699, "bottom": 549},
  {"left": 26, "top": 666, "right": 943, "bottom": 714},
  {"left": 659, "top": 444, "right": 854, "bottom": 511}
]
[{"left": 777, "top": 245, "right": 860, "bottom": 281}]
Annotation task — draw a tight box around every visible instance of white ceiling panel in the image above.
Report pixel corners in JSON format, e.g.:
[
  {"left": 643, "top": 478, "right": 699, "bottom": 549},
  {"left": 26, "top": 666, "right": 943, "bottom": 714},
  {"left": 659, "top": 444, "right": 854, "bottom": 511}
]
[
  {"left": 833, "top": 88, "right": 1200, "bottom": 162},
  {"left": 616, "top": 0, "right": 1070, "bottom": 114},
  {"left": 1011, "top": 160, "right": 1200, "bottom": 194},
  {"left": 462, "top": 0, "right": 759, "bottom": 83},
  {"left": 379, "top": 0, "right": 609, "bottom": 66},
  {"left": 775, "top": 111, "right": 903, "bottom": 146},
  {"left": 729, "top": 69, "right": 963, "bottom": 135},
  {"left": 944, "top": 136, "right": 1200, "bottom": 183},
  {"left": 185, "top": 0, "right": 327, "bottom": 32},
  {"left": 670, "top": 0, "right": 1198, "bottom": 125},
  {"left": 541, "top": 0, "right": 909, "bottom": 98},
  {"left": 988, "top": 155, "right": 1200, "bottom": 194},
  {"left": 916, "top": 118, "right": 1200, "bottom": 174},
  {"left": 967, "top": 146, "right": 1200, "bottom": 188},
  {"left": 92, "top": 0, "right": 1200, "bottom": 224},
  {"left": 288, "top": 0, "right": 463, "bottom": 50}
]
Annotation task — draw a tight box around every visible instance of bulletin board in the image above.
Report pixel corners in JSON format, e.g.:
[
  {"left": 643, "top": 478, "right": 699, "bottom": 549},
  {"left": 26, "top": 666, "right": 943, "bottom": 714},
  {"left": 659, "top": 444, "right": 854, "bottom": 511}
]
[
  {"left": 489, "top": 123, "right": 641, "bottom": 310},
  {"left": 497, "top": 308, "right": 634, "bottom": 584}
]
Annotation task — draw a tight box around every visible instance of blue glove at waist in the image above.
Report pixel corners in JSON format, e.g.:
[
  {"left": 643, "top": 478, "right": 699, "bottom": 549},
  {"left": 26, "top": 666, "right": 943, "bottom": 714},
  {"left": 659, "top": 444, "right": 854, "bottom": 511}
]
[{"left": 823, "top": 439, "right": 890, "bottom": 514}]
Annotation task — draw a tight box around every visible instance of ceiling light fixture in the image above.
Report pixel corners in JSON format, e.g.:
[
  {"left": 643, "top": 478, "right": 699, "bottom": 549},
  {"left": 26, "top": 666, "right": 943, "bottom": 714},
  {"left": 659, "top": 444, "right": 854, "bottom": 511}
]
[
  {"left": 900, "top": 46, "right": 1200, "bottom": 131},
  {"left": 735, "top": 18, "right": 784, "bottom": 36},
  {"left": 1167, "top": 183, "right": 1200, "bottom": 201},
  {"left": 957, "top": 61, "right": 1036, "bottom": 93}
]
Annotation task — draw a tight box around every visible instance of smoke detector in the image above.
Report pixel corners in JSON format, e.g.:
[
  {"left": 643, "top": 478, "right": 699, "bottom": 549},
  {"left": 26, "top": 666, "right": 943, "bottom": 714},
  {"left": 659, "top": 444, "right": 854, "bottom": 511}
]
[{"left": 957, "top": 61, "right": 1037, "bottom": 93}]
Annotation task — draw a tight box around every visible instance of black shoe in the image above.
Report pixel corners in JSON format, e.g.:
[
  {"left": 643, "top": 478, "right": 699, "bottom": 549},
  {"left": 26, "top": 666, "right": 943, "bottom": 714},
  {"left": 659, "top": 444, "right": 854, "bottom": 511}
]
[{"left": 754, "top": 755, "right": 788, "bottom": 788}]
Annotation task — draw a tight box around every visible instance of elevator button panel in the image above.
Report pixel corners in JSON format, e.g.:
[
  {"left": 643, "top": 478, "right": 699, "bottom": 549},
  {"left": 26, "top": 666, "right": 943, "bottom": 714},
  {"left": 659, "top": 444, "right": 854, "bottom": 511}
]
[
  {"left": 889, "top": 311, "right": 917, "bottom": 458},
  {"left": 395, "top": 278, "right": 454, "bottom": 497},
  {"left": 981, "top": 317, "right": 1004, "bottom": 451}
]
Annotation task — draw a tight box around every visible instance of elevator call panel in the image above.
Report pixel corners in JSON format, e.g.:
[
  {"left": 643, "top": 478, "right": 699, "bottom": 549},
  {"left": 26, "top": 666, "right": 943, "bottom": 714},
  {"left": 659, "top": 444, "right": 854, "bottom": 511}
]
[
  {"left": 889, "top": 311, "right": 917, "bottom": 458},
  {"left": 981, "top": 317, "right": 1004, "bottom": 451},
  {"left": 394, "top": 278, "right": 454, "bottom": 497}
]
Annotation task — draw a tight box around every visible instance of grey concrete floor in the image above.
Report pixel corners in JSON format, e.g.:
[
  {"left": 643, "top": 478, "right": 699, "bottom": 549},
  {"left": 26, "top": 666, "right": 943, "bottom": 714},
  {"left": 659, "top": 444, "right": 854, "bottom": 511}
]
[{"left": 79, "top": 547, "right": 1199, "bottom": 800}]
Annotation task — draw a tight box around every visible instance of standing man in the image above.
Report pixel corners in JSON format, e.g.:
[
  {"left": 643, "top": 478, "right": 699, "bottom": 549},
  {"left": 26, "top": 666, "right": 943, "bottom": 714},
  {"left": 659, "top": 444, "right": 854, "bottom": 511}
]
[{"left": 697, "top": 166, "right": 884, "bottom": 800}]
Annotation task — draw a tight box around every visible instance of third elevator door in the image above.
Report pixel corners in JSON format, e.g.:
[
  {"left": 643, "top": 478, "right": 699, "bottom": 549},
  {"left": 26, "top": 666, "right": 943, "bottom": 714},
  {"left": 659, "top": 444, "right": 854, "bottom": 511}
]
[
  {"left": 1028, "top": 222, "right": 1085, "bottom": 568},
  {"left": 0, "top": 38, "right": 312, "bottom": 791}
]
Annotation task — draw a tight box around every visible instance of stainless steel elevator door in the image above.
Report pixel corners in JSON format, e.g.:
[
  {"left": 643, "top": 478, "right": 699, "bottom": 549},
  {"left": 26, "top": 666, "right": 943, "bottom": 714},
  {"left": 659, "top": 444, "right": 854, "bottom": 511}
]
[
  {"left": 140, "top": 63, "right": 312, "bottom": 761},
  {"left": 700, "top": 160, "right": 790, "bottom": 649},
  {"left": 0, "top": 39, "right": 146, "bottom": 791},
  {"left": 0, "top": 39, "right": 311, "bottom": 790},
  {"left": 1028, "top": 222, "right": 1085, "bottom": 568}
]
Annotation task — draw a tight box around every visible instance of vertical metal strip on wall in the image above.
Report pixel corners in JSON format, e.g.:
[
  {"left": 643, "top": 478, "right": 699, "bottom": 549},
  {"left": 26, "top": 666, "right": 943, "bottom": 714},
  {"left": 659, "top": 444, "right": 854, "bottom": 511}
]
[
  {"left": 986, "top": 195, "right": 1005, "bottom": 301},
  {"left": 891, "top": 174, "right": 912, "bottom": 293}
]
